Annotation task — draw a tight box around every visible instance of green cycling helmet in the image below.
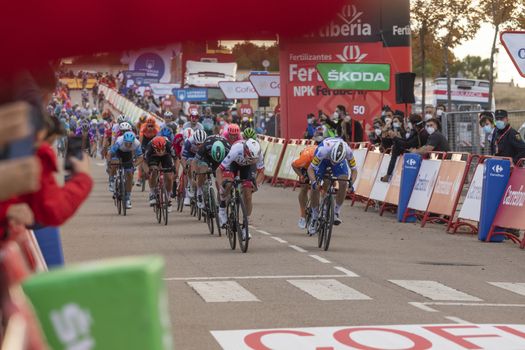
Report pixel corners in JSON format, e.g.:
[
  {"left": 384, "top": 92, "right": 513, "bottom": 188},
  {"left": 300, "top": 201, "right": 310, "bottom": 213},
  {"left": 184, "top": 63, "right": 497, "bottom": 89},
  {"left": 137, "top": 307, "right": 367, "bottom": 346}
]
[
  {"left": 211, "top": 141, "right": 226, "bottom": 163},
  {"left": 243, "top": 127, "right": 257, "bottom": 140}
]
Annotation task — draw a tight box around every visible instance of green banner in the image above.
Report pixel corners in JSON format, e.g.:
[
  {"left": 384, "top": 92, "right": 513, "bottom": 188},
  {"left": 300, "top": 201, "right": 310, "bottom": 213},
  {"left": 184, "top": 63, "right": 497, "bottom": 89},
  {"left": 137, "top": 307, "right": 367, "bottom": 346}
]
[{"left": 316, "top": 63, "right": 391, "bottom": 91}]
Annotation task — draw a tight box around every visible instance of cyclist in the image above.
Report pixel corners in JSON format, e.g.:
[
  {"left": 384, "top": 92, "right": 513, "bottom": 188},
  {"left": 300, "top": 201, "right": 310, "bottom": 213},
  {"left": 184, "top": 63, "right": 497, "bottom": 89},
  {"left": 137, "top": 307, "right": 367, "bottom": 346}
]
[
  {"left": 108, "top": 131, "right": 144, "bottom": 209},
  {"left": 307, "top": 138, "right": 358, "bottom": 235},
  {"left": 111, "top": 115, "right": 128, "bottom": 145},
  {"left": 161, "top": 111, "right": 174, "bottom": 129},
  {"left": 291, "top": 145, "right": 317, "bottom": 229},
  {"left": 76, "top": 120, "right": 95, "bottom": 154},
  {"left": 181, "top": 129, "right": 207, "bottom": 205},
  {"left": 216, "top": 139, "right": 265, "bottom": 240},
  {"left": 222, "top": 123, "right": 243, "bottom": 145},
  {"left": 135, "top": 114, "right": 148, "bottom": 133},
  {"left": 140, "top": 116, "right": 160, "bottom": 149},
  {"left": 81, "top": 88, "right": 89, "bottom": 107},
  {"left": 183, "top": 110, "right": 204, "bottom": 132},
  {"left": 144, "top": 136, "right": 175, "bottom": 212},
  {"left": 242, "top": 127, "right": 257, "bottom": 140},
  {"left": 193, "top": 134, "right": 231, "bottom": 208}
]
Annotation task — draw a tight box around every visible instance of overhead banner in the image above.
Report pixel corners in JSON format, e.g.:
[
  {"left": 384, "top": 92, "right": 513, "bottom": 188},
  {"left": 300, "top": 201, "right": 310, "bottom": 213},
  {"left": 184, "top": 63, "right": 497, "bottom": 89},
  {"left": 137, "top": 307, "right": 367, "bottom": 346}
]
[
  {"left": 249, "top": 75, "right": 281, "bottom": 97},
  {"left": 317, "top": 63, "right": 391, "bottom": 91},
  {"left": 219, "top": 81, "right": 258, "bottom": 99},
  {"left": 127, "top": 47, "right": 176, "bottom": 83},
  {"left": 150, "top": 83, "right": 180, "bottom": 97},
  {"left": 173, "top": 88, "right": 208, "bottom": 102}
]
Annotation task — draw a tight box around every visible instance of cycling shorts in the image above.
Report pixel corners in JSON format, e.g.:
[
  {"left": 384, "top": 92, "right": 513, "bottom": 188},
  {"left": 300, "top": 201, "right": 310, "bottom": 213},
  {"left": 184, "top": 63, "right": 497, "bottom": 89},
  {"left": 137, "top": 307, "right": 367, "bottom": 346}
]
[
  {"left": 114, "top": 150, "right": 134, "bottom": 170},
  {"left": 147, "top": 154, "right": 173, "bottom": 172}
]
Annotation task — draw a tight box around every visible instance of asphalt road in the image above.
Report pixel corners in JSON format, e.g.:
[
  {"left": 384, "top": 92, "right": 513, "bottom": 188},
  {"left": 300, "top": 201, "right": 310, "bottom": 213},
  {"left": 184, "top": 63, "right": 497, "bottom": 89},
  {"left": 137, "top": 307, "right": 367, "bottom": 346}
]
[{"left": 61, "top": 91, "right": 525, "bottom": 349}]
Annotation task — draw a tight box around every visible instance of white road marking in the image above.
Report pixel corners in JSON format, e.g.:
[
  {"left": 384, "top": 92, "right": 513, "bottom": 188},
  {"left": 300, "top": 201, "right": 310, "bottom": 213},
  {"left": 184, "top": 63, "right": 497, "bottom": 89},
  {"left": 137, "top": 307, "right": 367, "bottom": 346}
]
[
  {"left": 333, "top": 266, "right": 359, "bottom": 277},
  {"left": 489, "top": 282, "right": 525, "bottom": 297},
  {"left": 187, "top": 281, "right": 259, "bottom": 302},
  {"left": 256, "top": 230, "right": 271, "bottom": 236},
  {"left": 423, "top": 302, "right": 525, "bottom": 308},
  {"left": 408, "top": 302, "right": 439, "bottom": 312},
  {"left": 309, "top": 254, "right": 331, "bottom": 264},
  {"left": 287, "top": 279, "right": 372, "bottom": 301},
  {"left": 445, "top": 316, "right": 472, "bottom": 324},
  {"left": 270, "top": 236, "right": 288, "bottom": 244},
  {"left": 165, "top": 274, "right": 351, "bottom": 281},
  {"left": 389, "top": 280, "right": 482, "bottom": 301},
  {"left": 289, "top": 245, "right": 308, "bottom": 253}
]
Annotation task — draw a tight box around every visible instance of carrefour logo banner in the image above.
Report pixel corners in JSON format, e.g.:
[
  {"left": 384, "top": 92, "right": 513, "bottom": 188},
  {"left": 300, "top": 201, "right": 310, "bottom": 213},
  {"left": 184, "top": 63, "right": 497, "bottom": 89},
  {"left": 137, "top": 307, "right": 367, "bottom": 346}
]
[{"left": 316, "top": 63, "right": 390, "bottom": 91}]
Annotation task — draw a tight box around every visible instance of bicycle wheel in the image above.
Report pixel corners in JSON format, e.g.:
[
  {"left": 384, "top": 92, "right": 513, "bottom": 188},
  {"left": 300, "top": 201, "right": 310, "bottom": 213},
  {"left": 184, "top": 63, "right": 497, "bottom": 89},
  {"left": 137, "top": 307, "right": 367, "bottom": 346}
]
[
  {"left": 162, "top": 188, "right": 169, "bottom": 226},
  {"left": 155, "top": 189, "right": 162, "bottom": 223},
  {"left": 236, "top": 194, "right": 250, "bottom": 253},
  {"left": 115, "top": 177, "right": 122, "bottom": 215},
  {"left": 317, "top": 203, "right": 325, "bottom": 248},
  {"left": 323, "top": 195, "right": 335, "bottom": 251},
  {"left": 207, "top": 186, "right": 215, "bottom": 235},
  {"left": 120, "top": 173, "right": 127, "bottom": 216},
  {"left": 305, "top": 199, "right": 312, "bottom": 232},
  {"left": 226, "top": 200, "right": 236, "bottom": 250},
  {"left": 177, "top": 175, "right": 185, "bottom": 212}
]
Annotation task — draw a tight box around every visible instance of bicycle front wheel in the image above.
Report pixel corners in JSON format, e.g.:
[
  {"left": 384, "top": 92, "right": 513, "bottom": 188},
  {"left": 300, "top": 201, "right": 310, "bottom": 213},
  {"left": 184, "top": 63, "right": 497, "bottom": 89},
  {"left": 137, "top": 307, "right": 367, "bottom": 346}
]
[
  {"left": 226, "top": 201, "right": 236, "bottom": 250},
  {"left": 236, "top": 196, "right": 249, "bottom": 253},
  {"left": 323, "top": 195, "right": 335, "bottom": 251},
  {"left": 115, "top": 177, "right": 122, "bottom": 215},
  {"left": 207, "top": 186, "right": 215, "bottom": 235},
  {"left": 162, "top": 188, "right": 169, "bottom": 226}
]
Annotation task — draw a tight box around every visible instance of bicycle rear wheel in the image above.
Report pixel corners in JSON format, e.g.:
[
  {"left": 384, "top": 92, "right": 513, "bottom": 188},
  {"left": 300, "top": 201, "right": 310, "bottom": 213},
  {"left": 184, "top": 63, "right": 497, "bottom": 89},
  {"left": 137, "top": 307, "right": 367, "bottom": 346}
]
[
  {"left": 323, "top": 195, "right": 335, "bottom": 251},
  {"left": 207, "top": 186, "right": 216, "bottom": 235},
  {"left": 120, "top": 173, "right": 127, "bottom": 216},
  {"left": 236, "top": 195, "right": 250, "bottom": 253},
  {"left": 226, "top": 201, "right": 236, "bottom": 250},
  {"left": 177, "top": 175, "right": 185, "bottom": 212},
  {"left": 156, "top": 190, "right": 162, "bottom": 224},
  {"left": 162, "top": 188, "right": 169, "bottom": 226},
  {"left": 115, "top": 177, "right": 122, "bottom": 215}
]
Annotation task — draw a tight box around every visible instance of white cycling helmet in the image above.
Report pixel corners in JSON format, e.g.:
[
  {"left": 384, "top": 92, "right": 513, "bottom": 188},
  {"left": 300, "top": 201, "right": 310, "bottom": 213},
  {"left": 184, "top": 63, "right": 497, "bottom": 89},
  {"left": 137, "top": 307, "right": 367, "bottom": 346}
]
[
  {"left": 193, "top": 129, "right": 207, "bottom": 144},
  {"left": 117, "top": 114, "right": 127, "bottom": 123},
  {"left": 330, "top": 140, "right": 347, "bottom": 164},
  {"left": 119, "top": 122, "right": 132, "bottom": 132},
  {"left": 244, "top": 139, "right": 261, "bottom": 160}
]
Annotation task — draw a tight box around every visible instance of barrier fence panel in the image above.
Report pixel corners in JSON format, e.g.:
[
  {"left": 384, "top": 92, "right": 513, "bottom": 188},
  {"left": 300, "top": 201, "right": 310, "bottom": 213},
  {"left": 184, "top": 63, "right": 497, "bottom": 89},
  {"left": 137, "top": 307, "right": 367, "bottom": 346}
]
[
  {"left": 277, "top": 140, "right": 300, "bottom": 182},
  {"left": 454, "top": 163, "right": 484, "bottom": 233},
  {"left": 404, "top": 159, "right": 442, "bottom": 220},
  {"left": 263, "top": 138, "right": 286, "bottom": 180},
  {"left": 422, "top": 157, "right": 469, "bottom": 228},
  {"left": 353, "top": 151, "right": 383, "bottom": 204},
  {"left": 352, "top": 148, "right": 369, "bottom": 190},
  {"left": 258, "top": 135, "right": 270, "bottom": 157},
  {"left": 367, "top": 154, "right": 393, "bottom": 210},
  {"left": 381, "top": 155, "right": 404, "bottom": 215}
]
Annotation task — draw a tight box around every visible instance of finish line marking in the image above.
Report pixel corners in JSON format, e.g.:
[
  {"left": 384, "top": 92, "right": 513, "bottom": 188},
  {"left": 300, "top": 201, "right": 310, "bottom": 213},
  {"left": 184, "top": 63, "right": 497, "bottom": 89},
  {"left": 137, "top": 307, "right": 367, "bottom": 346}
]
[{"left": 164, "top": 274, "right": 352, "bottom": 281}]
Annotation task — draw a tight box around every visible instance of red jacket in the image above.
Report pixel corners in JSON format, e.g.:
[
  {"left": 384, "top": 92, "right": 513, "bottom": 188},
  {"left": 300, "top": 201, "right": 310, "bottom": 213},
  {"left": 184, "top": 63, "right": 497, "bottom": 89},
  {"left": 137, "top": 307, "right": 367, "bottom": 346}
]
[{"left": 0, "top": 143, "right": 93, "bottom": 236}]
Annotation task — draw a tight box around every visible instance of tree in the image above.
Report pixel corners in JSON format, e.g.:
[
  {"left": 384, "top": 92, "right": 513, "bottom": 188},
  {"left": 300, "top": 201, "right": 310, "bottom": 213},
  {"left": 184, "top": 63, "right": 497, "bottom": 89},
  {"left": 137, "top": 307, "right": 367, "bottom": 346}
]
[
  {"left": 451, "top": 55, "right": 492, "bottom": 80},
  {"left": 480, "top": 0, "right": 520, "bottom": 110},
  {"left": 231, "top": 41, "right": 279, "bottom": 71},
  {"left": 436, "top": 0, "right": 482, "bottom": 112},
  {"left": 411, "top": 0, "right": 447, "bottom": 110},
  {"left": 411, "top": 32, "right": 457, "bottom": 78}
]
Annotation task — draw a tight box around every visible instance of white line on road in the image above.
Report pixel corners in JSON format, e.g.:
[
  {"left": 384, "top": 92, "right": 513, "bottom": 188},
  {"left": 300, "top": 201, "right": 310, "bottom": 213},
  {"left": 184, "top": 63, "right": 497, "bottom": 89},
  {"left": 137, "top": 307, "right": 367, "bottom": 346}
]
[
  {"left": 256, "top": 230, "right": 272, "bottom": 236},
  {"left": 165, "top": 274, "right": 351, "bottom": 281},
  {"left": 422, "top": 302, "right": 525, "bottom": 308},
  {"left": 489, "top": 282, "right": 525, "bottom": 297},
  {"left": 289, "top": 245, "right": 308, "bottom": 253},
  {"left": 270, "top": 236, "right": 288, "bottom": 244},
  {"left": 444, "top": 316, "right": 472, "bottom": 324},
  {"left": 287, "top": 279, "right": 372, "bottom": 301},
  {"left": 408, "top": 302, "right": 439, "bottom": 312},
  {"left": 187, "top": 281, "right": 259, "bottom": 302},
  {"left": 309, "top": 255, "right": 331, "bottom": 264},
  {"left": 389, "top": 280, "right": 483, "bottom": 301},
  {"left": 333, "top": 266, "right": 359, "bottom": 277}
]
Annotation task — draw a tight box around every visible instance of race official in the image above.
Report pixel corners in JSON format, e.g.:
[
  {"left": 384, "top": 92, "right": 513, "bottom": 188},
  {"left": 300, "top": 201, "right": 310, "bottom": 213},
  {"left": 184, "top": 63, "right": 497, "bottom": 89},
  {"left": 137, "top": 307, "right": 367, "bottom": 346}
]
[{"left": 489, "top": 109, "right": 525, "bottom": 164}]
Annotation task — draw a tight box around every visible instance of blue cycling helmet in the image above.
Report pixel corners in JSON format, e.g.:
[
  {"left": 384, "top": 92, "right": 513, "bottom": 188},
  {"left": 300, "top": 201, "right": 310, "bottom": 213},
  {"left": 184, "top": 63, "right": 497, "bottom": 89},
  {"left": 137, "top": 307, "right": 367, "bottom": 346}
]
[
  {"left": 123, "top": 131, "right": 136, "bottom": 143},
  {"left": 159, "top": 127, "right": 174, "bottom": 142}
]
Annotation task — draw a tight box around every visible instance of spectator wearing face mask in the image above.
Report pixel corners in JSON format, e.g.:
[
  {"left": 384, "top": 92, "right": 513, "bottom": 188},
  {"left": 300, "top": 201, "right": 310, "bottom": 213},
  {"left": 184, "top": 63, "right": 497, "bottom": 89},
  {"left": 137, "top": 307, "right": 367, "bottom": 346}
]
[
  {"left": 424, "top": 105, "right": 435, "bottom": 122},
  {"left": 240, "top": 114, "right": 253, "bottom": 131},
  {"left": 479, "top": 111, "right": 495, "bottom": 151},
  {"left": 266, "top": 112, "right": 276, "bottom": 137},
  {"left": 369, "top": 117, "right": 385, "bottom": 146},
  {"left": 489, "top": 109, "right": 525, "bottom": 164},
  {"left": 380, "top": 114, "right": 429, "bottom": 182},
  {"left": 303, "top": 113, "right": 318, "bottom": 139},
  {"left": 436, "top": 104, "right": 446, "bottom": 121},
  {"left": 322, "top": 105, "right": 345, "bottom": 137},
  {"left": 341, "top": 114, "right": 363, "bottom": 142},
  {"left": 410, "top": 118, "right": 450, "bottom": 155}
]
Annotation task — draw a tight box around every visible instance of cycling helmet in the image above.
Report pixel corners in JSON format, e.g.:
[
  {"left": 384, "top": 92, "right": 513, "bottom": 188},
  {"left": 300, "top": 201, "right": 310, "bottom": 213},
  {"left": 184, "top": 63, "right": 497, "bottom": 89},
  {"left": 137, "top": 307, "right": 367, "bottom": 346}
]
[
  {"left": 123, "top": 131, "right": 136, "bottom": 143},
  {"left": 159, "top": 127, "right": 174, "bottom": 141},
  {"left": 117, "top": 114, "right": 127, "bottom": 123},
  {"left": 151, "top": 136, "right": 166, "bottom": 153},
  {"left": 193, "top": 129, "right": 207, "bottom": 144},
  {"left": 119, "top": 122, "right": 132, "bottom": 132},
  {"left": 90, "top": 119, "right": 98, "bottom": 125},
  {"left": 139, "top": 114, "right": 147, "bottom": 123},
  {"left": 243, "top": 139, "right": 261, "bottom": 160},
  {"left": 227, "top": 123, "right": 240, "bottom": 136},
  {"left": 243, "top": 127, "right": 257, "bottom": 140},
  {"left": 211, "top": 141, "right": 226, "bottom": 163},
  {"left": 80, "top": 121, "right": 90, "bottom": 131},
  {"left": 190, "top": 109, "right": 199, "bottom": 117},
  {"left": 146, "top": 116, "right": 156, "bottom": 125},
  {"left": 330, "top": 140, "right": 347, "bottom": 164},
  {"left": 163, "top": 111, "right": 173, "bottom": 119}
]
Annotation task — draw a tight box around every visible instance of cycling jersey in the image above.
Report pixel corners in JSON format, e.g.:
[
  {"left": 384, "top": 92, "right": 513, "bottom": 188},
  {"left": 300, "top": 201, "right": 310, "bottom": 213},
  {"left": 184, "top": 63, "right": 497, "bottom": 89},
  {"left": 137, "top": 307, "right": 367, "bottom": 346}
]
[
  {"left": 220, "top": 142, "right": 264, "bottom": 171},
  {"left": 144, "top": 139, "right": 174, "bottom": 159},
  {"left": 310, "top": 137, "right": 357, "bottom": 171},
  {"left": 172, "top": 133, "right": 184, "bottom": 157},
  {"left": 195, "top": 135, "right": 231, "bottom": 170},
  {"left": 292, "top": 145, "right": 317, "bottom": 169},
  {"left": 221, "top": 130, "right": 243, "bottom": 145},
  {"left": 109, "top": 136, "right": 143, "bottom": 157},
  {"left": 181, "top": 136, "right": 202, "bottom": 160},
  {"left": 182, "top": 122, "right": 204, "bottom": 132}
]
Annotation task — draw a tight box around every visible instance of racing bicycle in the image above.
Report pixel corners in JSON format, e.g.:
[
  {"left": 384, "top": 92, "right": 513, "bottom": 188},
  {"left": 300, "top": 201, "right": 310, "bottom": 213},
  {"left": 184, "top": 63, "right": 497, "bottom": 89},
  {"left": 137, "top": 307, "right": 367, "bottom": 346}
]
[
  {"left": 224, "top": 177, "right": 250, "bottom": 253},
  {"left": 151, "top": 166, "right": 171, "bottom": 225},
  {"left": 112, "top": 161, "right": 127, "bottom": 216},
  {"left": 198, "top": 170, "right": 221, "bottom": 236}
]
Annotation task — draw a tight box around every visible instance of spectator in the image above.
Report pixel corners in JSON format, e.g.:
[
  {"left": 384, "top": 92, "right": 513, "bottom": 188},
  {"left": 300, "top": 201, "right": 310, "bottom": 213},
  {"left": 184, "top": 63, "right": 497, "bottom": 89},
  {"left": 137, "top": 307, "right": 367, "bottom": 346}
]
[
  {"left": 240, "top": 114, "right": 253, "bottom": 131},
  {"left": 410, "top": 117, "right": 450, "bottom": 154},
  {"left": 266, "top": 112, "right": 276, "bottom": 137},
  {"left": 424, "top": 105, "right": 435, "bottom": 121},
  {"left": 436, "top": 104, "right": 446, "bottom": 120},
  {"left": 369, "top": 117, "right": 385, "bottom": 146},
  {"left": 323, "top": 105, "right": 345, "bottom": 137},
  {"left": 303, "top": 114, "right": 318, "bottom": 139},
  {"left": 489, "top": 109, "right": 525, "bottom": 164},
  {"left": 380, "top": 114, "right": 429, "bottom": 182},
  {"left": 479, "top": 111, "right": 495, "bottom": 150},
  {"left": 340, "top": 114, "right": 363, "bottom": 142}
]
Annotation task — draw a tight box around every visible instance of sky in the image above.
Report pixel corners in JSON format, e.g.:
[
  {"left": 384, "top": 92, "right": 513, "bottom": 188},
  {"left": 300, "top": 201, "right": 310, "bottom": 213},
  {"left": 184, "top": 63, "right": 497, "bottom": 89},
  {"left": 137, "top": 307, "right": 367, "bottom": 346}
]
[{"left": 454, "top": 23, "right": 525, "bottom": 87}]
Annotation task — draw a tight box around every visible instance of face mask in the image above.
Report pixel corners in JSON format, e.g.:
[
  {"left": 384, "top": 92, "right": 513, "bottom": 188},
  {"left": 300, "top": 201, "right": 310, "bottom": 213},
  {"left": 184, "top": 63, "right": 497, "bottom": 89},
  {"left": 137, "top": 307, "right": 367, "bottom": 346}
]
[
  {"left": 436, "top": 110, "right": 444, "bottom": 117},
  {"left": 332, "top": 112, "right": 339, "bottom": 121},
  {"left": 425, "top": 114, "right": 433, "bottom": 121},
  {"left": 426, "top": 126, "right": 436, "bottom": 135},
  {"left": 307, "top": 118, "right": 313, "bottom": 124},
  {"left": 381, "top": 111, "right": 386, "bottom": 117},
  {"left": 219, "top": 121, "right": 225, "bottom": 126},
  {"left": 374, "top": 129, "right": 382, "bottom": 136},
  {"left": 242, "top": 117, "right": 249, "bottom": 122},
  {"left": 405, "top": 132, "right": 411, "bottom": 139},
  {"left": 385, "top": 118, "right": 392, "bottom": 125},
  {"left": 265, "top": 117, "right": 270, "bottom": 122},
  {"left": 393, "top": 122, "right": 401, "bottom": 129},
  {"left": 407, "top": 122, "right": 413, "bottom": 130},
  {"left": 344, "top": 116, "right": 351, "bottom": 122},
  {"left": 483, "top": 125, "right": 494, "bottom": 134},
  {"left": 495, "top": 120, "right": 506, "bottom": 130},
  {"left": 232, "top": 111, "right": 237, "bottom": 116}
]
